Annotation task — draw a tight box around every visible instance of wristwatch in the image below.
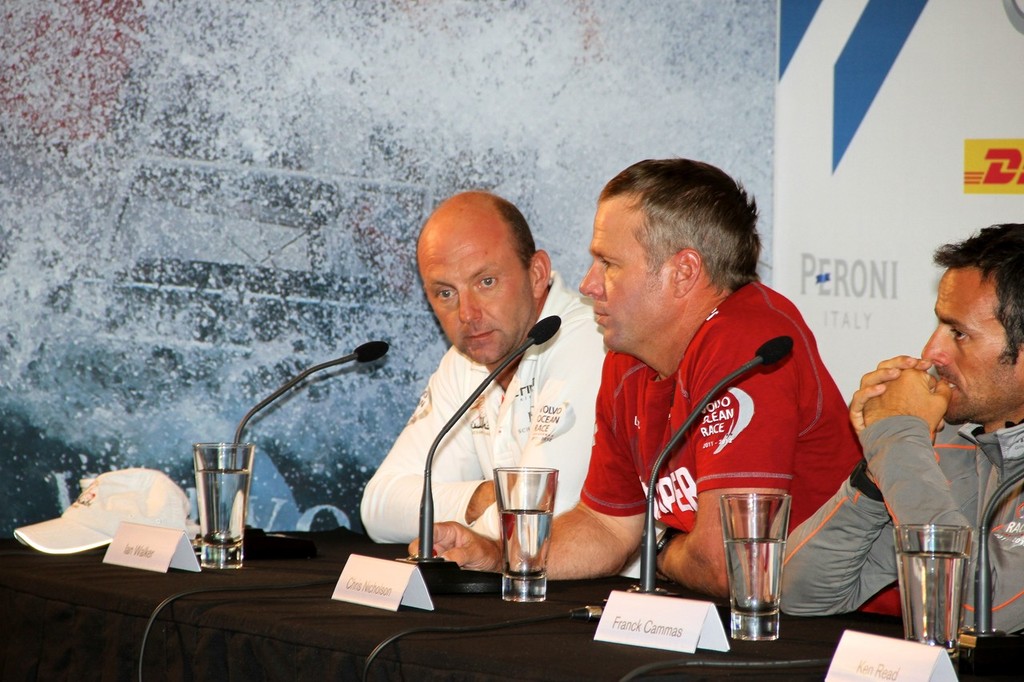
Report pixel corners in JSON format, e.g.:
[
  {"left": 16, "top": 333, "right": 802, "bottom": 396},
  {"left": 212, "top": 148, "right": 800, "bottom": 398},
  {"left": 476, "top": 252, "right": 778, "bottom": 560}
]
[
  {"left": 656, "top": 527, "right": 681, "bottom": 555},
  {"left": 849, "top": 459, "right": 884, "bottom": 502}
]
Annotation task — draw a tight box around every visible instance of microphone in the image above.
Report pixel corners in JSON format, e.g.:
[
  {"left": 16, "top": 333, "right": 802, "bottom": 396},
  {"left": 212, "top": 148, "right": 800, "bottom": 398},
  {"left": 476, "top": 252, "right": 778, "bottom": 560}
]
[
  {"left": 233, "top": 340, "right": 390, "bottom": 443},
  {"left": 636, "top": 335, "right": 793, "bottom": 593},
  {"left": 958, "top": 467, "right": 1024, "bottom": 675},
  {"left": 402, "top": 315, "right": 561, "bottom": 594}
]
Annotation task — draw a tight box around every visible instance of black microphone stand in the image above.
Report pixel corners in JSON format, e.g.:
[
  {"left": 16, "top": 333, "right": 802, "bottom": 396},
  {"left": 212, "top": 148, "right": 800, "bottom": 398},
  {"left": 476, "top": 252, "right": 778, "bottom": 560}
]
[
  {"left": 233, "top": 341, "right": 389, "bottom": 443},
  {"left": 402, "top": 316, "right": 561, "bottom": 594},
  {"left": 958, "top": 467, "right": 1024, "bottom": 675},
  {"left": 229, "top": 341, "right": 389, "bottom": 560},
  {"left": 636, "top": 336, "right": 793, "bottom": 593}
]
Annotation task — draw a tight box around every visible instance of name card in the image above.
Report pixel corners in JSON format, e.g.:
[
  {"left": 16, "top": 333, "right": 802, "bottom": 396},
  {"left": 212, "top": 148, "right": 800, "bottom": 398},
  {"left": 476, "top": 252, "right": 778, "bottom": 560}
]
[
  {"left": 332, "top": 554, "right": 434, "bottom": 611},
  {"left": 103, "top": 522, "right": 200, "bottom": 573},
  {"left": 594, "top": 589, "right": 729, "bottom": 653},
  {"left": 827, "top": 630, "right": 957, "bottom": 682}
]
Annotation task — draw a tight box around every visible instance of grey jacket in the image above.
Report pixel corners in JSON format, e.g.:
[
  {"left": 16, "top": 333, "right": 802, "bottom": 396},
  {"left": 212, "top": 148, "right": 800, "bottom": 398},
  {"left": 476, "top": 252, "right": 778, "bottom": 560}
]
[{"left": 781, "top": 415, "right": 1024, "bottom": 633}]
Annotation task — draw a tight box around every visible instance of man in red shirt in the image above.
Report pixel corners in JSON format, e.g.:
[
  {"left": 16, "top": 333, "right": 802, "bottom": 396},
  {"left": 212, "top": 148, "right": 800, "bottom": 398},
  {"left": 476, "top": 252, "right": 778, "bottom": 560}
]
[{"left": 413, "top": 159, "right": 860, "bottom": 597}]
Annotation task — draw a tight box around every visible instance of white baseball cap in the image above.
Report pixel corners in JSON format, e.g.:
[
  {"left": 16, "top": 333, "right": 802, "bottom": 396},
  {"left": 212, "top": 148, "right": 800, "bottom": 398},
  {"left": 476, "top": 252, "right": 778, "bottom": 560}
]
[{"left": 14, "top": 468, "right": 192, "bottom": 554}]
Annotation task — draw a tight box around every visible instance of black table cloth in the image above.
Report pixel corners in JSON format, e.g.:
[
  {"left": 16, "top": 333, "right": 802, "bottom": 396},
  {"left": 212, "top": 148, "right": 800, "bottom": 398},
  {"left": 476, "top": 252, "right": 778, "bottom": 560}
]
[{"left": 0, "top": 528, "right": 1009, "bottom": 681}]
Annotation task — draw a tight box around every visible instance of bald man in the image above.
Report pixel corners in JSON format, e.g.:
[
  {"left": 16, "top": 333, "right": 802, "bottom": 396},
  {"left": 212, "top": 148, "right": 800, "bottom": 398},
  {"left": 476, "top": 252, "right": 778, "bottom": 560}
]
[{"left": 360, "top": 191, "right": 605, "bottom": 543}]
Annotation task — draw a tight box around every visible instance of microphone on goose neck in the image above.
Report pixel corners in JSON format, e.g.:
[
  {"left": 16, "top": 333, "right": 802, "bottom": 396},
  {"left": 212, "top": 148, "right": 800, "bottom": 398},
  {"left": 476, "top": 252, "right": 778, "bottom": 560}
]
[
  {"left": 233, "top": 340, "right": 390, "bottom": 444},
  {"left": 636, "top": 335, "right": 793, "bottom": 593},
  {"left": 958, "top": 466, "right": 1024, "bottom": 675},
  {"left": 404, "top": 315, "right": 561, "bottom": 593}
]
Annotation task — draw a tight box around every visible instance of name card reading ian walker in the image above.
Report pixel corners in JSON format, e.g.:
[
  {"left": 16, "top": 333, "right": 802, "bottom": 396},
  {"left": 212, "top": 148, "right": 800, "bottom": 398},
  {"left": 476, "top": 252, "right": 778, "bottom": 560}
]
[
  {"left": 103, "top": 521, "right": 200, "bottom": 573},
  {"left": 826, "top": 630, "right": 957, "bottom": 682},
  {"left": 332, "top": 554, "right": 434, "bottom": 611},
  {"left": 594, "top": 589, "right": 729, "bottom": 653}
]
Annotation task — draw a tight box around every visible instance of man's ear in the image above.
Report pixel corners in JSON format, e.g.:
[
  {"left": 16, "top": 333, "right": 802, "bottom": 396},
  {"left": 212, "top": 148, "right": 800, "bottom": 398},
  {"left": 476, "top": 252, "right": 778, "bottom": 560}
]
[
  {"left": 667, "top": 248, "right": 702, "bottom": 296},
  {"left": 530, "top": 250, "right": 553, "bottom": 296}
]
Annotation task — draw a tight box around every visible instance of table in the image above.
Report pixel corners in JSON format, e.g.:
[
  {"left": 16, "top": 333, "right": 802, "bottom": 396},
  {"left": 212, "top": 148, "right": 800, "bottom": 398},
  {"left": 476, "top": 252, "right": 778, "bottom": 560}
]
[{"left": 0, "top": 528, "right": 1006, "bottom": 681}]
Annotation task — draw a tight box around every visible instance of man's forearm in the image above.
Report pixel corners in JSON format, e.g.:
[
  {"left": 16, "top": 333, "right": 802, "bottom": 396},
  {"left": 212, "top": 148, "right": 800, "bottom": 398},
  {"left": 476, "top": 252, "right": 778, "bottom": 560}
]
[
  {"left": 545, "top": 506, "right": 643, "bottom": 580},
  {"left": 464, "top": 480, "right": 495, "bottom": 525},
  {"left": 656, "top": 530, "right": 729, "bottom": 597},
  {"left": 862, "top": 417, "right": 969, "bottom": 527}
]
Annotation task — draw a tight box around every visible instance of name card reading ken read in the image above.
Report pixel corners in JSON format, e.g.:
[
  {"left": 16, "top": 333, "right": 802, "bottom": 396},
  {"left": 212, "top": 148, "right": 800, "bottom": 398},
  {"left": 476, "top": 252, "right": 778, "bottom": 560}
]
[
  {"left": 826, "top": 630, "right": 957, "bottom": 682},
  {"left": 332, "top": 554, "right": 434, "bottom": 612},
  {"left": 103, "top": 522, "right": 200, "bottom": 573},
  {"left": 594, "top": 589, "right": 729, "bottom": 653}
]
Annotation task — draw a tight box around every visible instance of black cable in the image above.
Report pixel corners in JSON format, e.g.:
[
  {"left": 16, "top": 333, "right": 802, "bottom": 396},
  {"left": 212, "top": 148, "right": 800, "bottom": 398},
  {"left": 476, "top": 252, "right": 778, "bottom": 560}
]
[
  {"left": 361, "top": 606, "right": 602, "bottom": 682},
  {"left": 618, "top": 656, "right": 833, "bottom": 681},
  {"left": 137, "top": 579, "right": 337, "bottom": 682}
]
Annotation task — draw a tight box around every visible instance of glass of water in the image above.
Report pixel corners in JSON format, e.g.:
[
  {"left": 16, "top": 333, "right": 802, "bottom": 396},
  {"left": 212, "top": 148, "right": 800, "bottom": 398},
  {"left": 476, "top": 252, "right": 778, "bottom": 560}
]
[
  {"left": 894, "top": 524, "right": 973, "bottom": 659},
  {"left": 193, "top": 442, "right": 256, "bottom": 569},
  {"left": 493, "top": 467, "right": 558, "bottom": 602},
  {"left": 720, "top": 493, "right": 791, "bottom": 641}
]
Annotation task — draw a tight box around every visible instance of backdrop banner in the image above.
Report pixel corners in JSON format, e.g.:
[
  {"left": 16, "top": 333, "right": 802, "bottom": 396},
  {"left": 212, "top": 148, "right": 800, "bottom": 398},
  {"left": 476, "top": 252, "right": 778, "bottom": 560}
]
[{"left": 775, "top": 0, "right": 1024, "bottom": 398}]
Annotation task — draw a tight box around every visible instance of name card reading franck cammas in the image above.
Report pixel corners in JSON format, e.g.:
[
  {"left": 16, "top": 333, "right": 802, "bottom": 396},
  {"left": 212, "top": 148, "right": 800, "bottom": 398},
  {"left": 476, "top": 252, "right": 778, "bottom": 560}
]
[
  {"left": 332, "top": 554, "right": 434, "bottom": 611},
  {"left": 103, "top": 521, "right": 200, "bottom": 573},
  {"left": 594, "top": 590, "right": 729, "bottom": 653}
]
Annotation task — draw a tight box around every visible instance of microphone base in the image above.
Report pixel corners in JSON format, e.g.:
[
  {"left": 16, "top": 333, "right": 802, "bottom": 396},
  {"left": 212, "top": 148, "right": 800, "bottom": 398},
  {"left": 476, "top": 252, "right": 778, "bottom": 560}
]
[
  {"left": 627, "top": 583, "right": 678, "bottom": 597},
  {"left": 242, "top": 528, "right": 317, "bottom": 560},
  {"left": 397, "top": 556, "right": 502, "bottom": 595},
  {"left": 958, "top": 630, "right": 1024, "bottom": 675}
]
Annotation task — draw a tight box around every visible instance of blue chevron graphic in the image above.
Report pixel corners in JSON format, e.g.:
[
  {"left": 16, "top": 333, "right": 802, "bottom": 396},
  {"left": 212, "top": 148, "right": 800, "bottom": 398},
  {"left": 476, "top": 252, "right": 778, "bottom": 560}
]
[
  {"left": 833, "top": 0, "right": 929, "bottom": 171},
  {"left": 779, "top": 0, "right": 824, "bottom": 80}
]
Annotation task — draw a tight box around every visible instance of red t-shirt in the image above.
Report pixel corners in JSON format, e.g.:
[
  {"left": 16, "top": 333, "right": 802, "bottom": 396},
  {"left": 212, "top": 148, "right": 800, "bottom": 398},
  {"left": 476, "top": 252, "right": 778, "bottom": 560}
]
[{"left": 580, "top": 282, "right": 860, "bottom": 532}]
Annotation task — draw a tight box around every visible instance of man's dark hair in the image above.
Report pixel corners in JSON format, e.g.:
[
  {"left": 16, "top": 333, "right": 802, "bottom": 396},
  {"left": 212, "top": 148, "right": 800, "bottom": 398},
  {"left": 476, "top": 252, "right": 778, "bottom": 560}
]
[
  {"left": 934, "top": 224, "right": 1024, "bottom": 364},
  {"left": 599, "top": 158, "right": 760, "bottom": 292},
  {"left": 489, "top": 194, "right": 536, "bottom": 268}
]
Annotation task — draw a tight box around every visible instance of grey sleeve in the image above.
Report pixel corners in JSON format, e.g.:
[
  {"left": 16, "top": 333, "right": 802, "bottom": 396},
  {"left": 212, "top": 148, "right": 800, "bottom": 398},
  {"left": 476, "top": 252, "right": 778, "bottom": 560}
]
[
  {"left": 782, "top": 416, "right": 970, "bottom": 615},
  {"left": 862, "top": 417, "right": 971, "bottom": 528},
  {"left": 781, "top": 477, "right": 896, "bottom": 615}
]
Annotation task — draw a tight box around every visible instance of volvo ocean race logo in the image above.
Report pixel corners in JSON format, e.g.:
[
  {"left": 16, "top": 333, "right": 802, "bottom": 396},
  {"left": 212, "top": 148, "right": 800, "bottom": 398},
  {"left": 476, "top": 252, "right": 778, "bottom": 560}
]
[
  {"left": 697, "top": 387, "right": 754, "bottom": 454},
  {"left": 992, "top": 500, "right": 1024, "bottom": 549}
]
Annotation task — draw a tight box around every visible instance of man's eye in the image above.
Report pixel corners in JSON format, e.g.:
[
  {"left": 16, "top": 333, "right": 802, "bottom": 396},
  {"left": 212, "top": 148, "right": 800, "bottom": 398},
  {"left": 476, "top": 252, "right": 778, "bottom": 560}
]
[
  {"left": 481, "top": 277, "right": 496, "bottom": 287},
  {"left": 437, "top": 289, "right": 453, "bottom": 300}
]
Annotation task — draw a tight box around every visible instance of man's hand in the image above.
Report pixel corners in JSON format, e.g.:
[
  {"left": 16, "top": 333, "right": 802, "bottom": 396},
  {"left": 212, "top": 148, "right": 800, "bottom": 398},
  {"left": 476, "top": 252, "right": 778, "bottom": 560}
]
[
  {"left": 464, "top": 480, "right": 495, "bottom": 525},
  {"left": 408, "top": 521, "right": 502, "bottom": 572},
  {"left": 849, "top": 356, "right": 932, "bottom": 433},
  {"left": 862, "top": 367, "right": 949, "bottom": 436},
  {"left": 850, "top": 356, "right": 950, "bottom": 436}
]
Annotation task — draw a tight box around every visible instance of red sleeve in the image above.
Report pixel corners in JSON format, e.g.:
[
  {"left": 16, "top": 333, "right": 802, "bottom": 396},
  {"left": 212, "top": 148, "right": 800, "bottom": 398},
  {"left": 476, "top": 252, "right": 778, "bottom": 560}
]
[{"left": 579, "top": 354, "right": 648, "bottom": 517}]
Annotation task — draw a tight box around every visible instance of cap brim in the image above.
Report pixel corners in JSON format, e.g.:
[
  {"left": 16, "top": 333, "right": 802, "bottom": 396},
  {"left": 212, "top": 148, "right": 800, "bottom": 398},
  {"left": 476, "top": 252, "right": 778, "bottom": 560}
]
[{"left": 14, "top": 517, "right": 113, "bottom": 554}]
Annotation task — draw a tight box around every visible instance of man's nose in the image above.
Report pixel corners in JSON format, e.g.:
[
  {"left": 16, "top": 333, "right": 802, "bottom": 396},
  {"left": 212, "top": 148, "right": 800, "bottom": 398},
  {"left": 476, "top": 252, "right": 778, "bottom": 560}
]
[
  {"left": 459, "top": 292, "right": 482, "bottom": 323},
  {"left": 579, "top": 263, "right": 601, "bottom": 299},
  {"left": 921, "top": 328, "right": 948, "bottom": 365}
]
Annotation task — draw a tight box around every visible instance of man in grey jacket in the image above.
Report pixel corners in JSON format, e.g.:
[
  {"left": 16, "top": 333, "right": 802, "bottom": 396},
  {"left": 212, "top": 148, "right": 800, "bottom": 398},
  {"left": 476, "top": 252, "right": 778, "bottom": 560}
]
[{"left": 782, "top": 223, "right": 1024, "bottom": 633}]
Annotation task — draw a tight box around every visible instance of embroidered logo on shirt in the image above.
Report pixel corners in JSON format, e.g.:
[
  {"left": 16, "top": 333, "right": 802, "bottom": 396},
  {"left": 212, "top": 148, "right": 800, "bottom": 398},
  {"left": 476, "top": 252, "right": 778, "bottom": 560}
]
[
  {"left": 406, "top": 387, "right": 432, "bottom": 426},
  {"left": 469, "top": 395, "right": 490, "bottom": 432},
  {"left": 529, "top": 401, "right": 575, "bottom": 445},
  {"left": 993, "top": 501, "right": 1024, "bottom": 549},
  {"left": 697, "top": 388, "right": 754, "bottom": 455}
]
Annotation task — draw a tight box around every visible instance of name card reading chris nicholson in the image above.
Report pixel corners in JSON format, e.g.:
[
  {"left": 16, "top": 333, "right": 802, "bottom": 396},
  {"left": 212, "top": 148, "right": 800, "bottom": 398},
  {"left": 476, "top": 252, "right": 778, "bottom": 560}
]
[{"left": 332, "top": 554, "right": 433, "bottom": 611}]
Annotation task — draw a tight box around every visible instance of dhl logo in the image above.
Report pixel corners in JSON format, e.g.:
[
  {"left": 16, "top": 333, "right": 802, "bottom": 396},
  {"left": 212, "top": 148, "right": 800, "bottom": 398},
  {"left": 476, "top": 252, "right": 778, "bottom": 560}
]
[{"left": 964, "top": 140, "right": 1024, "bottom": 194}]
